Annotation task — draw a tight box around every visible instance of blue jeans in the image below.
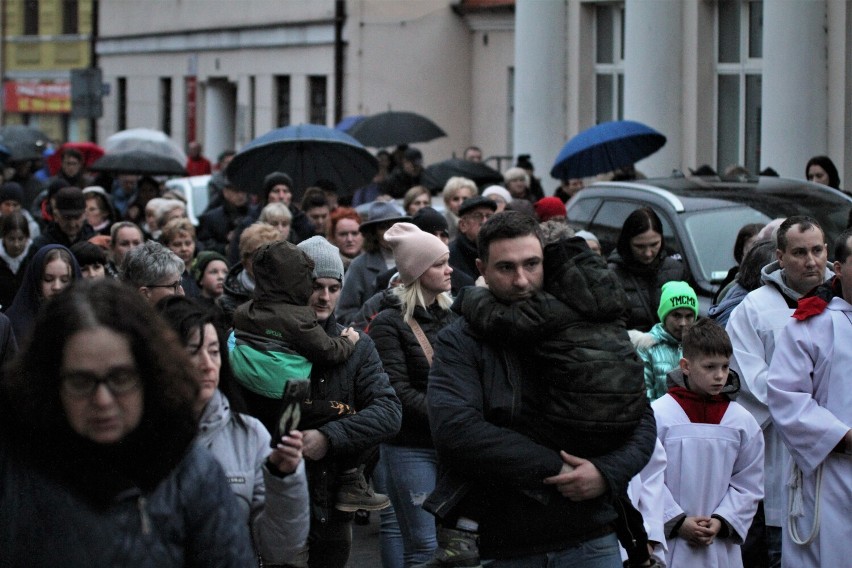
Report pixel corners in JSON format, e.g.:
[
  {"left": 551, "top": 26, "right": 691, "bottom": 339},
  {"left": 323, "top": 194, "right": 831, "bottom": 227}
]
[
  {"left": 374, "top": 450, "right": 404, "bottom": 568},
  {"left": 380, "top": 444, "right": 439, "bottom": 567},
  {"left": 482, "top": 533, "right": 621, "bottom": 568}
]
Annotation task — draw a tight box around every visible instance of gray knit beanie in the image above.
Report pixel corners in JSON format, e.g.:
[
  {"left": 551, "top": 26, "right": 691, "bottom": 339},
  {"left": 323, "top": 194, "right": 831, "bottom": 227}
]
[{"left": 297, "top": 236, "right": 344, "bottom": 282}]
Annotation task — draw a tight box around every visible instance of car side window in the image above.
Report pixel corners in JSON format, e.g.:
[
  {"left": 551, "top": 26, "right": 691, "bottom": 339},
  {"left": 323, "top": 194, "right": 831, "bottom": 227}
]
[
  {"left": 588, "top": 201, "right": 681, "bottom": 258},
  {"left": 567, "top": 197, "right": 600, "bottom": 225}
]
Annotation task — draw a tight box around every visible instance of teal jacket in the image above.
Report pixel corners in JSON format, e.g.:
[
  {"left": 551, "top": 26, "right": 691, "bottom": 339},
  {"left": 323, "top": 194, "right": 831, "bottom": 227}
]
[{"left": 632, "top": 323, "right": 682, "bottom": 401}]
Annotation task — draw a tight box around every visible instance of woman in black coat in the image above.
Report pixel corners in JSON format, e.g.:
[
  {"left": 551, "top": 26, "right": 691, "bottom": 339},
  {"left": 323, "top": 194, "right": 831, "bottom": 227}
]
[
  {"left": 0, "top": 279, "right": 254, "bottom": 566},
  {"left": 608, "top": 207, "right": 687, "bottom": 331},
  {"left": 367, "top": 222, "right": 457, "bottom": 567}
]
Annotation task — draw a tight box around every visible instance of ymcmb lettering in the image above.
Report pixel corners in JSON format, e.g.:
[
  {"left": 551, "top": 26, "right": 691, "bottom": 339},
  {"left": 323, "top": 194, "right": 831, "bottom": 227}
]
[{"left": 670, "top": 295, "right": 696, "bottom": 308}]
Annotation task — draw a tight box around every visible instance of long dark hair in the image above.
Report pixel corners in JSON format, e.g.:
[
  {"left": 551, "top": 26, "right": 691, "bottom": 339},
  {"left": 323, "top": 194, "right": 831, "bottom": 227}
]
[
  {"left": 616, "top": 207, "right": 665, "bottom": 263},
  {"left": 805, "top": 155, "right": 840, "bottom": 189},
  {"left": 156, "top": 295, "right": 249, "bottom": 429},
  {"left": 1, "top": 279, "right": 199, "bottom": 501}
]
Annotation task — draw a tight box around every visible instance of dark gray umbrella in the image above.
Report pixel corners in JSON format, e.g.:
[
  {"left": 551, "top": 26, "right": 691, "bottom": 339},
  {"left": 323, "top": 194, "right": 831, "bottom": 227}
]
[
  {"left": 225, "top": 124, "right": 378, "bottom": 202},
  {"left": 421, "top": 158, "right": 504, "bottom": 192},
  {"left": 89, "top": 150, "right": 187, "bottom": 176},
  {"left": 0, "top": 125, "right": 50, "bottom": 161},
  {"left": 347, "top": 111, "right": 446, "bottom": 148}
]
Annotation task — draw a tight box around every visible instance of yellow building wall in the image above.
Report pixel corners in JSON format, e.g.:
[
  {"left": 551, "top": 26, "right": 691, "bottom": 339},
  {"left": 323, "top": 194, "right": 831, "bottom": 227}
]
[{"left": 4, "top": 0, "right": 93, "bottom": 71}]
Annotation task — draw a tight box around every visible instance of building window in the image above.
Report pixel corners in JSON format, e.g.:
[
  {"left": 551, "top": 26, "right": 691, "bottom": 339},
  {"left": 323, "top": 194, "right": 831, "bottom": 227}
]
[
  {"left": 23, "top": 0, "right": 39, "bottom": 35},
  {"left": 594, "top": 3, "right": 624, "bottom": 124},
  {"left": 117, "top": 77, "right": 127, "bottom": 131},
  {"left": 62, "top": 0, "right": 78, "bottom": 34},
  {"left": 309, "top": 76, "right": 327, "bottom": 125},
  {"left": 716, "top": 0, "right": 762, "bottom": 174},
  {"left": 275, "top": 75, "right": 290, "bottom": 127},
  {"left": 160, "top": 78, "right": 172, "bottom": 135}
]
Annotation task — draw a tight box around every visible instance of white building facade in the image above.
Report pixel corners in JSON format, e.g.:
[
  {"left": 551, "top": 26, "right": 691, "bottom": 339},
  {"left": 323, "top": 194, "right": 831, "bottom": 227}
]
[{"left": 95, "top": 0, "right": 852, "bottom": 190}]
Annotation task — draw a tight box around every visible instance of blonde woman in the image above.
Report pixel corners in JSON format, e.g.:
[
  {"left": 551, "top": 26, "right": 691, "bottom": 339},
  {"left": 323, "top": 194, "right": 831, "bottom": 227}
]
[{"left": 368, "top": 223, "right": 457, "bottom": 566}]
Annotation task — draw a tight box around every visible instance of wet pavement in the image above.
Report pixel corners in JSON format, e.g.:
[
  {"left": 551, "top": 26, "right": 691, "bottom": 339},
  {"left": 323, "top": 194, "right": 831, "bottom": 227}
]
[{"left": 346, "top": 511, "right": 382, "bottom": 567}]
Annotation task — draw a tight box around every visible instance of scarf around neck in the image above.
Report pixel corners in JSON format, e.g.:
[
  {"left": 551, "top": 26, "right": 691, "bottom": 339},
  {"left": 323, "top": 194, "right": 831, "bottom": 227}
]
[{"left": 668, "top": 386, "right": 730, "bottom": 425}]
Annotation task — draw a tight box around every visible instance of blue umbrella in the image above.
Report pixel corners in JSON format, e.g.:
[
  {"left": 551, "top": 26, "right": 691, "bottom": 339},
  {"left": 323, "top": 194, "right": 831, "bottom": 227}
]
[
  {"left": 335, "top": 115, "right": 365, "bottom": 132},
  {"left": 225, "top": 124, "right": 378, "bottom": 200},
  {"left": 550, "top": 120, "right": 666, "bottom": 180}
]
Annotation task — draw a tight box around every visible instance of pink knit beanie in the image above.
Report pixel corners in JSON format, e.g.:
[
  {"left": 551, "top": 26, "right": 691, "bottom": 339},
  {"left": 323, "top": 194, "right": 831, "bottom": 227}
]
[{"left": 383, "top": 222, "right": 449, "bottom": 285}]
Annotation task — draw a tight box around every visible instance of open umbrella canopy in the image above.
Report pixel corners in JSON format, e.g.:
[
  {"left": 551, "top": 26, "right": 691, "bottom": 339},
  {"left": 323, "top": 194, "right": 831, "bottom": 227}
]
[
  {"left": 0, "top": 125, "right": 50, "bottom": 161},
  {"left": 225, "top": 124, "right": 378, "bottom": 201},
  {"left": 422, "top": 158, "right": 504, "bottom": 192},
  {"left": 89, "top": 150, "right": 187, "bottom": 176},
  {"left": 550, "top": 120, "right": 666, "bottom": 180},
  {"left": 46, "top": 141, "right": 105, "bottom": 176},
  {"left": 104, "top": 128, "right": 187, "bottom": 164},
  {"left": 347, "top": 111, "right": 446, "bottom": 148},
  {"left": 335, "top": 115, "right": 365, "bottom": 132}
]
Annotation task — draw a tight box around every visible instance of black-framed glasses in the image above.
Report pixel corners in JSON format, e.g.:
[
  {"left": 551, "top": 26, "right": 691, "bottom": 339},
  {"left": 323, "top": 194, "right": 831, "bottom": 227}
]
[
  {"left": 60, "top": 367, "right": 141, "bottom": 398},
  {"left": 145, "top": 280, "right": 182, "bottom": 294}
]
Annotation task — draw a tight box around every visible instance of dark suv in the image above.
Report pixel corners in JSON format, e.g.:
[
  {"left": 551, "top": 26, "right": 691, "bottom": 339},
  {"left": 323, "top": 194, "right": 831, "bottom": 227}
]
[{"left": 565, "top": 176, "right": 852, "bottom": 312}]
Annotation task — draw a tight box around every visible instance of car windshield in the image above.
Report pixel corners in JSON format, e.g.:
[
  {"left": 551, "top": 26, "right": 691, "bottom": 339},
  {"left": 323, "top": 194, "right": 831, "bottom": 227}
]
[
  {"left": 683, "top": 207, "right": 772, "bottom": 283},
  {"left": 682, "top": 186, "right": 851, "bottom": 283}
]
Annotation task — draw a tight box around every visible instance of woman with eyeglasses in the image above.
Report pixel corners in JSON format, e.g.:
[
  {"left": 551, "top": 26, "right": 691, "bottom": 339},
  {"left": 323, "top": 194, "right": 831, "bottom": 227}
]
[
  {"left": 157, "top": 295, "right": 309, "bottom": 566},
  {"left": 6, "top": 244, "right": 80, "bottom": 342},
  {"left": 0, "top": 279, "right": 255, "bottom": 566}
]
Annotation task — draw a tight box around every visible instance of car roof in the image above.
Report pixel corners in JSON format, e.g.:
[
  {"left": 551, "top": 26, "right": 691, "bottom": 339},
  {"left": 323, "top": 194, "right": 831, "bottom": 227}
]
[{"left": 586, "top": 176, "right": 849, "bottom": 214}]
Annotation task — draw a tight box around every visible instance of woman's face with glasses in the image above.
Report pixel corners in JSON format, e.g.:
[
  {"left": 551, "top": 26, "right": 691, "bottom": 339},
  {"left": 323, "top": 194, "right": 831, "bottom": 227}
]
[{"left": 60, "top": 327, "right": 143, "bottom": 445}]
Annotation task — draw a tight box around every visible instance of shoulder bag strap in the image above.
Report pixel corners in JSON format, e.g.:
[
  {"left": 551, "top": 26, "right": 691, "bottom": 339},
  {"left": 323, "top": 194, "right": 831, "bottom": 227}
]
[{"left": 407, "top": 317, "right": 433, "bottom": 367}]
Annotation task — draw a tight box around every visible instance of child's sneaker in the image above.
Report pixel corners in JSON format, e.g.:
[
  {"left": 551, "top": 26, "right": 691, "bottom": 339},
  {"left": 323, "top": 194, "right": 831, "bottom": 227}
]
[
  {"left": 413, "top": 527, "right": 482, "bottom": 568},
  {"left": 334, "top": 469, "right": 390, "bottom": 512}
]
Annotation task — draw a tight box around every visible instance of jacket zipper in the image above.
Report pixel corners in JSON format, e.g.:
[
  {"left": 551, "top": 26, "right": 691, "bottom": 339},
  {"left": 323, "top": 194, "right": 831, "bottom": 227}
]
[{"left": 138, "top": 496, "right": 152, "bottom": 535}]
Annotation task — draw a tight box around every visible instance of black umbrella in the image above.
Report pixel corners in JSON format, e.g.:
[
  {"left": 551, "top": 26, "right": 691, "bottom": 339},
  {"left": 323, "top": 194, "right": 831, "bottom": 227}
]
[
  {"left": 226, "top": 124, "right": 377, "bottom": 202},
  {"left": 0, "top": 125, "right": 50, "bottom": 161},
  {"left": 89, "top": 150, "right": 187, "bottom": 176},
  {"left": 421, "top": 158, "right": 504, "bottom": 192},
  {"left": 347, "top": 111, "right": 446, "bottom": 148}
]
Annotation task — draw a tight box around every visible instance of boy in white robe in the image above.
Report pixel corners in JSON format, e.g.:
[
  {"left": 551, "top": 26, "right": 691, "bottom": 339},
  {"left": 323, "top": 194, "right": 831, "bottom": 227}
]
[
  {"left": 652, "top": 319, "right": 764, "bottom": 568},
  {"left": 766, "top": 229, "right": 852, "bottom": 567}
]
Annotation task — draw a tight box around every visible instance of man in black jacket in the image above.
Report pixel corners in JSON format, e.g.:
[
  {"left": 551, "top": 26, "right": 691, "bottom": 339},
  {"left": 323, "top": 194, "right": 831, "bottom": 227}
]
[
  {"left": 447, "top": 196, "right": 496, "bottom": 280},
  {"left": 283, "top": 237, "right": 402, "bottom": 568},
  {"left": 424, "top": 211, "right": 656, "bottom": 567}
]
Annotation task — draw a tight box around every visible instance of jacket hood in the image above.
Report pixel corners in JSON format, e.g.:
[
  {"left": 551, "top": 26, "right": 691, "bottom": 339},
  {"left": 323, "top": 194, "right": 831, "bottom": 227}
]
[
  {"left": 251, "top": 240, "right": 313, "bottom": 304},
  {"left": 666, "top": 366, "right": 740, "bottom": 400},
  {"left": 761, "top": 259, "right": 834, "bottom": 300}
]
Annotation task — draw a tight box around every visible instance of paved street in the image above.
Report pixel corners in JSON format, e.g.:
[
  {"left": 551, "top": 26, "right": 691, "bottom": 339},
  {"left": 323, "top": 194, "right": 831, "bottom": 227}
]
[{"left": 346, "top": 512, "right": 382, "bottom": 567}]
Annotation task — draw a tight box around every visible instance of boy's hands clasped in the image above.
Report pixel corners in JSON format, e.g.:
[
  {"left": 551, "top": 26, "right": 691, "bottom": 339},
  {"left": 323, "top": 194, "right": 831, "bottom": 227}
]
[{"left": 678, "top": 516, "right": 721, "bottom": 547}]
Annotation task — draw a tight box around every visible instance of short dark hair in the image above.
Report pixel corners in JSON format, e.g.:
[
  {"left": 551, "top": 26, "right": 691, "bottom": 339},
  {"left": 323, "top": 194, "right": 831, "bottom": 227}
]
[
  {"left": 776, "top": 216, "right": 823, "bottom": 252},
  {"left": 0, "top": 210, "right": 30, "bottom": 238},
  {"left": 477, "top": 210, "right": 542, "bottom": 264},
  {"left": 833, "top": 229, "right": 852, "bottom": 264},
  {"left": 300, "top": 187, "right": 328, "bottom": 212},
  {"left": 616, "top": 207, "right": 665, "bottom": 262},
  {"left": 156, "top": 295, "right": 249, "bottom": 429},
  {"left": 682, "top": 318, "right": 732, "bottom": 361},
  {"left": 737, "top": 239, "right": 776, "bottom": 292},
  {"left": 733, "top": 223, "right": 765, "bottom": 264},
  {"left": 805, "top": 155, "right": 840, "bottom": 189}
]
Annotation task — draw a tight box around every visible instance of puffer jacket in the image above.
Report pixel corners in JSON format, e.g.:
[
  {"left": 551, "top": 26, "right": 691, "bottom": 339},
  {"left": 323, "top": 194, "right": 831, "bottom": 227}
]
[
  {"left": 425, "top": 308, "right": 657, "bottom": 559},
  {"left": 456, "top": 237, "right": 646, "bottom": 458},
  {"left": 368, "top": 295, "right": 458, "bottom": 447},
  {"left": 197, "top": 390, "right": 309, "bottom": 565},
  {"left": 630, "top": 323, "right": 682, "bottom": 401},
  {"left": 304, "top": 315, "right": 402, "bottom": 526},
  {"left": 608, "top": 249, "right": 687, "bottom": 332},
  {"left": 0, "top": 441, "right": 255, "bottom": 567}
]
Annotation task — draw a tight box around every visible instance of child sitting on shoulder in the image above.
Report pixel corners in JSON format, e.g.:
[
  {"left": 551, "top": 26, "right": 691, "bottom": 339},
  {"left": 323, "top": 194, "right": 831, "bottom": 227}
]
[
  {"left": 229, "top": 238, "right": 389, "bottom": 513},
  {"left": 652, "top": 319, "right": 764, "bottom": 568}
]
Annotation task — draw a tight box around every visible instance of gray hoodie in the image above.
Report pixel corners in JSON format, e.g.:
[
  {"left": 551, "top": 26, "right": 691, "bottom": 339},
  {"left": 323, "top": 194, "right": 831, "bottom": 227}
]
[{"left": 760, "top": 259, "right": 834, "bottom": 302}]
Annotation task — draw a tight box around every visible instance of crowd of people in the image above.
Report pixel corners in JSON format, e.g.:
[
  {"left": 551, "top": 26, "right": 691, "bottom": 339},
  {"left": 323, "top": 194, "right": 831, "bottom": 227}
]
[{"left": 0, "top": 141, "right": 849, "bottom": 568}]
